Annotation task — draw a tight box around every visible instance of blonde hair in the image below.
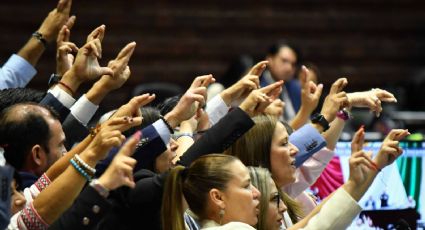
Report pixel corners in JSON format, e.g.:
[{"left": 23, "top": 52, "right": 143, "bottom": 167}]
[
  {"left": 248, "top": 167, "right": 304, "bottom": 230},
  {"left": 161, "top": 154, "right": 239, "bottom": 230}
]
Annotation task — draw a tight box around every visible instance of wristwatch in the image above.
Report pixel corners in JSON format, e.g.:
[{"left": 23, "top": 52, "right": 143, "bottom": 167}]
[
  {"left": 48, "top": 73, "right": 61, "bottom": 87},
  {"left": 311, "top": 113, "right": 330, "bottom": 132},
  {"left": 90, "top": 179, "right": 110, "bottom": 198}
]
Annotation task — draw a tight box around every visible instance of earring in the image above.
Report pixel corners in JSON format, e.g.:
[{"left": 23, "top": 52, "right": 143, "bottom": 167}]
[{"left": 219, "top": 208, "right": 225, "bottom": 225}]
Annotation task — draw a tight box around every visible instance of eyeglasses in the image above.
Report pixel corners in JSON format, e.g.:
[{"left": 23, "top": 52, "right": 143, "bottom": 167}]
[{"left": 270, "top": 192, "right": 280, "bottom": 208}]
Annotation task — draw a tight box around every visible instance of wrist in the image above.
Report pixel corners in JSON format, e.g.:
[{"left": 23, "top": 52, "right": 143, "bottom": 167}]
[
  {"left": 31, "top": 31, "right": 47, "bottom": 48},
  {"left": 164, "top": 112, "right": 180, "bottom": 129},
  {"left": 86, "top": 82, "right": 109, "bottom": 105},
  {"left": 220, "top": 89, "right": 233, "bottom": 106},
  {"left": 298, "top": 106, "right": 313, "bottom": 118},
  {"left": 90, "top": 178, "right": 111, "bottom": 197},
  {"left": 61, "top": 69, "right": 83, "bottom": 94}
]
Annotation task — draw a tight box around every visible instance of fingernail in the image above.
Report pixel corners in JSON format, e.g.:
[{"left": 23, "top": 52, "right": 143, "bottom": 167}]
[
  {"left": 134, "top": 130, "right": 142, "bottom": 140},
  {"left": 359, "top": 125, "right": 365, "bottom": 131}
]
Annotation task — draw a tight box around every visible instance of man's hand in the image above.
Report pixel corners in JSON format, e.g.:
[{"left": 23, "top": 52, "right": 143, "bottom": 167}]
[
  {"left": 38, "top": 0, "right": 73, "bottom": 43},
  {"left": 56, "top": 20, "right": 78, "bottom": 76},
  {"left": 239, "top": 80, "right": 284, "bottom": 117},
  {"left": 95, "top": 42, "right": 137, "bottom": 92},
  {"left": 220, "top": 61, "right": 266, "bottom": 105},
  {"left": 165, "top": 75, "right": 215, "bottom": 128}
]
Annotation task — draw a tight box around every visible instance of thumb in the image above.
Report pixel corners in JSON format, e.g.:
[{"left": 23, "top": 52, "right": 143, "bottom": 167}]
[
  {"left": 314, "top": 83, "right": 323, "bottom": 98},
  {"left": 99, "top": 67, "right": 114, "bottom": 77}
]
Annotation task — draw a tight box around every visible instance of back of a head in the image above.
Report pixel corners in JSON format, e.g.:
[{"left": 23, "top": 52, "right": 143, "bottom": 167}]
[
  {"left": 0, "top": 88, "right": 46, "bottom": 112},
  {"left": 224, "top": 115, "right": 278, "bottom": 169},
  {"left": 162, "top": 154, "right": 238, "bottom": 230},
  {"left": 0, "top": 103, "right": 58, "bottom": 170}
]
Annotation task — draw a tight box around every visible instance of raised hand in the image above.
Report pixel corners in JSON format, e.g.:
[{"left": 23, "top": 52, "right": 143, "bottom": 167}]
[
  {"left": 38, "top": 0, "right": 73, "bottom": 43},
  {"left": 239, "top": 80, "right": 284, "bottom": 117},
  {"left": 220, "top": 61, "right": 266, "bottom": 105},
  {"left": 96, "top": 42, "right": 137, "bottom": 91},
  {"left": 56, "top": 20, "right": 78, "bottom": 76},
  {"left": 112, "top": 94, "right": 156, "bottom": 119},
  {"left": 299, "top": 65, "right": 323, "bottom": 114},
  {"left": 374, "top": 129, "right": 410, "bottom": 170},
  {"left": 264, "top": 99, "right": 284, "bottom": 117},
  {"left": 97, "top": 131, "right": 141, "bottom": 190},
  {"left": 164, "top": 74, "right": 215, "bottom": 128},
  {"left": 85, "top": 116, "right": 142, "bottom": 162},
  {"left": 347, "top": 88, "right": 397, "bottom": 117},
  {"left": 320, "top": 78, "right": 349, "bottom": 123}
]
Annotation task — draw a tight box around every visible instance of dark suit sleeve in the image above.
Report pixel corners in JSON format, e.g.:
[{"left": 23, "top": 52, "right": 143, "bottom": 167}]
[
  {"left": 62, "top": 114, "right": 89, "bottom": 149},
  {"left": 0, "top": 165, "right": 13, "bottom": 230},
  {"left": 39, "top": 93, "right": 70, "bottom": 123},
  {"left": 48, "top": 186, "right": 111, "bottom": 230},
  {"left": 95, "top": 123, "right": 167, "bottom": 177},
  {"left": 178, "top": 107, "right": 254, "bottom": 167}
]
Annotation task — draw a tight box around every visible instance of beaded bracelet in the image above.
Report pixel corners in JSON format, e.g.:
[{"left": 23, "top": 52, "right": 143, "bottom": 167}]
[
  {"left": 70, "top": 159, "right": 93, "bottom": 181},
  {"left": 173, "top": 132, "right": 194, "bottom": 140},
  {"left": 159, "top": 115, "right": 174, "bottom": 134},
  {"left": 74, "top": 155, "right": 96, "bottom": 176}
]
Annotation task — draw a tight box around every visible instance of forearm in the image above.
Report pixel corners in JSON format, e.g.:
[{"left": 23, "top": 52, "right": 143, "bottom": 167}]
[
  {"left": 322, "top": 118, "right": 345, "bottom": 151},
  {"left": 33, "top": 150, "right": 99, "bottom": 224},
  {"left": 342, "top": 172, "right": 377, "bottom": 202},
  {"left": 290, "top": 106, "right": 312, "bottom": 130},
  {"left": 173, "top": 123, "right": 195, "bottom": 163},
  {"left": 17, "top": 37, "right": 45, "bottom": 67},
  {"left": 85, "top": 81, "right": 111, "bottom": 105},
  {"left": 45, "top": 136, "right": 92, "bottom": 181}
]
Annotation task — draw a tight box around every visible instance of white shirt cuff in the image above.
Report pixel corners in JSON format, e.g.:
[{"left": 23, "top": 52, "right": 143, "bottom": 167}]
[
  {"left": 206, "top": 95, "right": 230, "bottom": 126},
  {"left": 48, "top": 86, "right": 76, "bottom": 109},
  {"left": 70, "top": 94, "right": 99, "bottom": 126},
  {"left": 152, "top": 119, "right": 171, "bottom": 145}
]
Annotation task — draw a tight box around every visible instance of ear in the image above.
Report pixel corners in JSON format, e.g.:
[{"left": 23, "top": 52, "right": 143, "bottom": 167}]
[
  {"left": 31, "top": 144, "right": 46, "bottom": 166},
  {"left": 209, "top": 188, "right": 226, "bottom": 210}
]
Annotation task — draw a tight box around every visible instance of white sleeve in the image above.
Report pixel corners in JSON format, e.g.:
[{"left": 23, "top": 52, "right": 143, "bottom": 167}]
[
  {"left": 0, "top": 54, "right": 36, "bottom": 89},
  {"left": 205, "top": 95, "right": 230, "bottom": 126},
  {"left": 300, "top": 188, "right": 362, "bottom": 230},
  {"left": 283, "top": 148, "right": 334, "bottom": 198}
]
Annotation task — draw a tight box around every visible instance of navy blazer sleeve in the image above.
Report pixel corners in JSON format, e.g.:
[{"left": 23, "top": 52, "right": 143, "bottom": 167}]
[
  {"left": 39, "top": 93, "right": 70, "bottom": 123},
  {"left": 95, "top": 123, "right": 167, "bottom": 177},
  {"left": 48, "top": 186, "right": 111, "bottom": 230}
]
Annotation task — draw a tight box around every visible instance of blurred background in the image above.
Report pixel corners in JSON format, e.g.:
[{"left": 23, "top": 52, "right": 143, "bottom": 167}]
[
  {"left": 1, "top": 0, "right": 425, "bottom": 228},
  {"left": 1, "top": 0, "right": 425, "bottom": 111}
]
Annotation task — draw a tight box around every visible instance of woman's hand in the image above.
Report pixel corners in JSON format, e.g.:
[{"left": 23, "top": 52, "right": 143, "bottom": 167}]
[{"left": 98, "top": 131, "right": 141, "bottom": 190}]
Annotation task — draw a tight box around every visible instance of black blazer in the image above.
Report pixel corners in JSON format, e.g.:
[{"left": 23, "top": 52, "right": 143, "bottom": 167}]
[
  {"left": 40, "top": 92, "right": 89, "bottom": 149},
  {"left": 98, "top": 107, "right": 254, "bottom": 230},
  {"left": 48, "top": 186, "right": 112, "bottom": 230}
]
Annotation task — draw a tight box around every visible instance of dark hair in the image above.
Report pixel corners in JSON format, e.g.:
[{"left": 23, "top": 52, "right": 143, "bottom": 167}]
[
  {"left": 123, "top": 106, "right": 162, "bottom": 138},
  {"left": 0, "top": 88, "right": 46, "bottom": 112},
  {"left": 267, "top": 41, "right": 302, "bottom": 65},
  {"left": 0, "top": 103, "right": 59, "bottom": 170},
  {"left": 157, "top": 95, "right": 182, "bottom": 116},
  {"left": 162, "top": 154, "right": 239, "bottom": 230}
]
